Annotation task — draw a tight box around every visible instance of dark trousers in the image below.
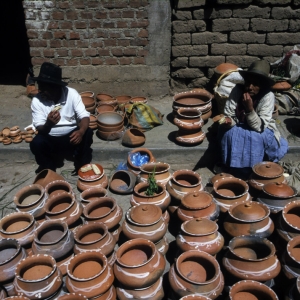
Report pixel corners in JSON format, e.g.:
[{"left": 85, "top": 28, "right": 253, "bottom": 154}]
[{"left": 30, "top": 128, "right": 93, "bottom": 171}]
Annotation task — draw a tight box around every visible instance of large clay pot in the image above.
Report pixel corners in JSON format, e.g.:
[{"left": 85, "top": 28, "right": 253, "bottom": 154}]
[
  {"left": 31, "top": 219, "right": 74, "bottom": 276},
  {"left": 174, "top": 107, "right": 204, "bottom": 131},
  {"left": 177, "top": 191, "right": 219, "bottom": 222},
  {"left": 13, "top": 184, "right": 47, "bottom": 219},
  {"left": 222, "top": 236, "right": 281, "bottom": 285},
  {"left": 229, "top": 280, "right": 279, "bottom": 300},
  {"left": 109, "top": 170, "right": 137, "bottom": 194},
  {"left": 73, "top": 222, "right": 116, "bottom": 266},
  {"left": 224, "top": 201, "right": 274, "bottom": 238},
  {"left": 33, "top": 169, "right": 65, "bottom": 188},
  {"left": 176, "top": 129, "right": 206, "bottom": 145},
  {"left": 79, "top": 187, "right": 108, "bottom": 207},
  {"left": 214, "top": 63, "right": 238, "bottom": 76},
  {"left": 65, "top": 251, "right": 114, "bottom": 299},
  {"left": 176, "top": 218, "right": 224, "bottom": 256},
  {"left": 77, "top": 174, "right": 109, "bottom": 192},
  {"left": 122, "top": 128, "right": 146, "bottom": 147},
  {"left": 169, "top": 250, "right": 224, "bottom": 299},
  {"left": 45, "top": 180, "right": 74, "bottom": 200},
  {"left": 113, "top": 238, "right": 166, "bottom": 289},
  {"left": 97, "top": 111, "right": 124, "bottom": 127},
  {"left": 13, "top": 254, "right": 63, "bottom": 299},
  {"left": 127, "top": 148, "right": 156, "bottom": 175},
  {"left": 80, "top": 91, "right": 94, "bottom": 98},
  {"left": 138, "top": 162, "right": 171, "bottom": 186}
]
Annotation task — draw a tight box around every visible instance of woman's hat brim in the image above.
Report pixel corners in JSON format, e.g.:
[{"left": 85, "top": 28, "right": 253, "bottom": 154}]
[
  {"left": 239, "top": 70, "right": 275, "bottom": 86},
  {"left": 33, "top": 76, "right": 68, "bottom": 86}
]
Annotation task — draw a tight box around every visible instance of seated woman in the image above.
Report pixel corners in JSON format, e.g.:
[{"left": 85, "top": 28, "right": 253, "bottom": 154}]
[{"left": 217, "top": 60, "right": 288, "bottom": 178}]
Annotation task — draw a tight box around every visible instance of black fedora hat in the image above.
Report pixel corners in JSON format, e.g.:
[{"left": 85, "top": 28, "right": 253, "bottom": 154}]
[
  {"left": 33, "top": 62, "right": 67, "bottom": 86},
  {"left": 239, "top": 60, "right": 275, "bottom": 86}
]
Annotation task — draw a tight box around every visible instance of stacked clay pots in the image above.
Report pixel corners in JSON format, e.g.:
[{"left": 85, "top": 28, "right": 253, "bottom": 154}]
[
  {"left": 81, "top": 95, "right": 96, "bottom": 114},
  {"left": 96, "top": 111, "right": 124, "bottom": 140},
  {"left": 96, "top": 93, "right": 118, "bottom": 107}
]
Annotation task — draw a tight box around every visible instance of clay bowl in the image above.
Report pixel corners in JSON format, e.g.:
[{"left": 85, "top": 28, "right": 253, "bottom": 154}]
[
  {"left": 80, "top": 91, "right": 94, "bottom": 98},
  {"left": 96, "top": 93, "right": 114, "bottom": 102},
  {"left": 122, "top": 128, "right": 146, "bottom": 147},
  {"left": 79, "top": 187, "right": 108, "bottom": 206},
  {"left": 171, "top": 169, "right": 202, "bottom": 193},
  {"left": 97, "top": 112, "right": 124, "bottom": 127},
  {"left": 173, "top": 90, "right": 213, "bottom": 107},
  {"left": 97, "top": 122, "right": 124, "bottom": 132},
  {"left": 213, "top": 177, "right": 249, "bottom": 199},
  {"left": 95, "top": 104, "right": 116, "bottom": 114},
  {"left": 130, "top": 96, "right": 148, "bottom": 104},
  {"left": 282, "top": 200, "right": 300, "bottom": 232},
  {"left": 85, "top": 103, "right": 96, "bottom": 114},
  {"left": 271, "top": 80, "right": 292, "bottom": 92},
  {"left": 116, "top": 95, "right": 131, "bottom": 105},
  {"left": 214, "top": 63, "right": 239, "bottom": 76},
  {"left": 97, "top": 128, "right": 124, "bottom": 140},
  {"left": 81, "top": 96, "right": 96, "bottom": 108}
]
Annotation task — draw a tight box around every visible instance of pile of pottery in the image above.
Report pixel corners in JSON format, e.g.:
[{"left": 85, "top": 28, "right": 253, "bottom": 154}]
[
  {"left": 80, "top": 91, "right": 96, "bottom": 114},
  {"left": 0, "top": 126, "right": 36, "bottom": 145}
]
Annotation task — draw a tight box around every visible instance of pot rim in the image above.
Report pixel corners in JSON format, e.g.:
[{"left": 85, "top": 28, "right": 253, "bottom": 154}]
[
  {"left": 287, "top": 235, "right": 300, "bottom": 263},
  {"left": 0, "top": 212, "right": 35, "bottom": 235},
  {"left": 125, "top": 206, "right": 162, "bottom": 226},
  {"left": 73, "top": 222, "right": 108, "bottom": 245},
  {"left": 44, "top": 193, "right": 76, "bottom": 215},
  {"left": 139, "top": 162, "right": 170, "bottom": 174},
  {"left": 213, "top": 177, "right": 249, "bottom": 199},
  {"left": 172, "top": 169, "right": 202, "bottom": 188},
  {"left": 83, "top": 197, "right": 117, "bottom": 219},
  {"left": 0, "top": 238, "right": 21, "bottom": 265},
  {"left": 133, "top": 182, "right": 165, "bottom": 198},
  {"left": 13, "top": 184, "right": 45, "bottom": 208},
  {"left": 177, "top": 107, "right": 203, "bottom": 118},
  {"left": 45, "top": 180, "right": 72, "bottom": 196},
  {"left": 80, "top": 187, "right": 108, "bottom": 202},
  {"left": 282, "top": 199, "right": 300, "bottom": 230}
]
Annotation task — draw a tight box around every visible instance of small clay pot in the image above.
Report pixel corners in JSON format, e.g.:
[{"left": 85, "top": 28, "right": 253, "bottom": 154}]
[
  {"left": 213, "top": 177, "right": 249, "bottom": 199},
  {"left": 116, "top": 95, "right": 132, "bottom": 104},
  {"left": 130, "top": 96, "right": 148, "bottom": 104},
  {"left": 127, "top": 147, "right": 156, "bottom": 174},
  {"left": 81, "top": 96, "right": 96, "bottom": 108},
  {"left": 65, "top": 251, "right": 114, "bottom": 299},
  {"left": 282, "top": 235, "right": 300, "bottom": 279},
  {"left": 138, "top": 162, "right": 171, "bottom": 186},
  {"left": 79, "top": 187, "right": 108, "bottom": 206},
  {"left": 33, "top": 169, "right": 65, "bottom": 188},
  {"left": 271, "top": 80, "right": 292, "bottom": 91},
  {"left": 214, "top": 63, "right": 239, "bottom": 76},
  {"left": 122, "top": 128, "right": 146, "bottom": 147},
  {"left": 174, "top": 107, "right": 204, "bottom": 131},
  {"left": 109, "top": 170, "right": 137, "bottom": 194},
  {"left": 210, "top": 172, "right": 234, "bottom": 185},
  {"left": 95, "top": 103, "right": 116, "bottom": 114},
  {"left": 13, "top": 254, "right": 63, "bottom": 299},
  {"left": 96, "top": 93, "right": 114, "bottom": 102},
  {"left": 97, "top": 111, "right": 124, "bottom": 127},
  {"left": 176, "top": 129, "right": 206, "bottom": 145},
  {"left": 252, "top": 161, "right": 284, "bottom": 179},
  {"left": 97, "top": 128, "right": 124, "bottom": 141},
  {"left": 77, "top": 174, "right": 109, "bottom": 192},
  {"left": 97, "top": 122, "right": 124, "bottom": 132},
  {"left": 114, "top": 238, "right": 166, "bottom": 289},
  {"left": 80, "top": 91, "right": 95, "bottom": 98},
  {"left": 45, "top": 180, "right": 74, "bottom": 199},
  {"left": 57, "top": 293, "right": 87, "bottom": 300}
]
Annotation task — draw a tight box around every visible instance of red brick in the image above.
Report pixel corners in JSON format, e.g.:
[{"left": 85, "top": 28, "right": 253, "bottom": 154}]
[
  {"left": 96, "top": 30, "right": 109, "bottom": 38},
  {"left": 25, "top": 11, "right": 36, "bottom": 20},
  {"left": 124, "top": 30, "right": 135, "bottom": 37},
  {"left": 111, "top": 48, "right": 123, "bottom": 56},
  {"left": 54, "top": 31, "right": 66, "bottom": 39},
  {"left": 131, "top": 20, "right": 149, "bottom": 28},
  {"left": 123, "top": 10, "right": 135, "bottom": 18},
  {"left": 124, "top": 48, "right": 137, "bottom": 56},
  {"left": 104, "top": 39, "right": 117, "bottom": 47},
  {"left": 66, "top": 10, "right": 78, "bottom": 20},
  {"left": 52, "top": 11, "right": 64, "bottom": 20},
  {"left": 39, "top": 12, "right": 50, "bottom": 20},
  {"left": 52, "top": 58, "right": 65, "bottom": 66},
  {"left": 103, "top": 0, "right": 127, "bottom": 8},
  {"left": 140, "top": 0, "right": 149, "bottom": 6},
  {"left": 138, "top": 29, "right": 148, "bottom": 38},
  {"left": 47, "top": 21, "right": 59, "bottom": 29},
  {"left": 133, "top": 57, "right": 145, "bottom": 64},
  {"left": 80, "top": 11, "right": 93, "bottom": 19},
  {"left": 117, "top": 21, "right": 128, "bottom": 28},
  {"left": 73, "top": 0, "right": 85, "bottom": 9},
  {"left": 105, "top": 57, "right": 119, "bottom": 65},
  {"left": 43, "top": 49, "right": 55, "bottom": 57},
  {"left": 137, "top": 10, "right": 148, "bottom": 19},
  {"left": 103, "top": 22, "right": 115, "bottom": 28},
  {"left": 32, "top": 57, "right": 47, "bottom": 66},
  {"left": 118, "top": 39, "right": 130, "bottom": 46},
  {"left": 58, "top": 2, "right": 70, "bottom": 9},
  {"left": 119, "top": 57, "right": 132, "bottom": 65},
  {"left": 90, "top": 20, "right": 102, "bottom": 28},
  {"left": 80, "top": 58, "right": 91, "bottom": 65},
  {"left": 29, "top": 40, "right": 48, "bottom": 47},
  {"left": 69, "top": 32, "right": 80, "bottom": 40},
  {"left": 75, "top": 21, "right": 87, "bottom": 29},
  {"left": 56, "top": 49, "right": 69, "bottom": 57},
  {"left": 66, "top": 58, "right": 79, "bottom": 66},
  {"left": 77, "top": 40, "right": 89, "bottom": 48},
  {"left": 85, "top": 48, "right": 98, "bottom": 56},
  {"left": 50, "top": 40, "right": 62, "bottom": 48},
  {"left": 138, "top": 49, "right": 148, "bottom": 57},
  {"left": 83, "top": 31, "right": 94, "bottom": 39},
  {"left": 130, "top": 0, "right": 141, "bottom": 8},
  {"left": 60, "top": 21, "right": 72, "bottom": 29},
  {"left": 91, "top": 40, "right": 104, "bottom": 48},
  {"left": 62, "top": 40, "right": 76, "bottom": 47},
  {"left": 91, "top": 57, "right": 103, "bottom": 65},
  {"left": 110, "top": 32, "right": 121, "bottom": 38},
  {"left": 98, "top": 49, "right": 110, "bottom": 56},
  {"left": 71, "top": 49, "right": 83, "bottom": 57},
  {"left": 95, "top": 11, "right": 107, "bottom": 19},
  {"left": 27, "top": 30, "right": 39, "bottom": 39},
  {"left": 87, "top": 1, "right": 99, "bottom": 8},
  {"left": 42, "top": 32, "right": 53, "bottom": 39},
  {"left": 109, "top": 11, "right": 122, "bottom": 18},
  {"left": 30, "top": 49, "right": 42, "bottom": 57},
  {"left": 130, "top": 38, "right": 148, "bottom": 46}
]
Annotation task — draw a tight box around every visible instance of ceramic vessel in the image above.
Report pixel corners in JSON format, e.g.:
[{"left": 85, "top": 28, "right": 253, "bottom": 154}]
[
  {"left": 127, "top": 147, "right": 156, "bottom": 174},
  {"left": 33, "top": 169, "right": 65, "bottom": 188},
  {"left": 31, "top": 220, "right": 74, "bottom": 276},
  {"left": 77, "top": 174, "right": 109, "bottom": 191},
  {"left": 114, "top": 238, "right": 165, "bottom": 289},
  {"left": 177, "top": 191, "right": 219, "bottom": 222},
  {"left": 130, "top": 96, "right": 148, "bottom": 104},
  {"left": 210, "top": 172, "right": 233, "bottom": 185},
  {"left": 96, "top": 93, "right": 114, "bottom": 102},
  {"left": 229, "top": 280, "right": 279, "bottom": 300},
  {"left": 176, "top": 129, "right": 206, "bottom": 145},
  {"left": 122, "top": 128, "right": 146, "bottom": 147},
  {"left": 222, "top": 235, "right": 281, "bottom": 284},
  {"left": 214, "top": 63, "right": 238, "bottom": 76},
  {"left": 109, "top": 170, "right": 137, "bottom": 194},
  {"left": 97, "top": 128, "right": 124, "bottom": 141},
  {"left": 224, "top": 201, "right": 274, "bottom": 238},
  {"left": 179, "top": 295, "right": 211, "bottom": 300},
  {"left": 97, "top": 122, "right": 123, "bottom": 132},
  {"left": 174, "top": 107, "right": 204, "bottom": 131},
  {"left": 169, "top": 250, "right": 224, "bottom": 299},
  {"left": 81, "top": 96, "right": 96, "bottom": 108},
  {"left": 79, "top": 187, "right": 108, "bottom": 206},
  {"left": 13, "top": 254, "right": 63, "bottom": 299},
  {"left": 73, "top": 222, "right": 116, "bottom": 266},
  {"left": 96, "top": 103, "right": 116, "bottom": 114},
  {"left": 57, "top": 293, "right": 87, "bottom": 300},
  {"left": 13, "top": 184, "right": 47, "bottom": 219},
  {"left": 285, "top": 276, "right": 300, "bottom": 300},
  {"left": 116, "top": 95, "right": 131, "bottom": 105},
  {"left": 176, "top": 218, "right": 224, "bottom": 256},
  {"left": 155, "top": 235, "right": 169, "bottom": 255},
  {"left": 45, "top": 180, "right": 74, "bottom": 200},
  {"left": 138, "top": 162, "right": 171, "bottom": 186},
  {"left": 97, "top": 98, "right": 118, "bottom": 107},
  {"left": 272, "top": 80, "right": 292, "bottom": 91},
  {"left": 97, "top": 111, "right": 124, "bottom": 127},
  {"left": 65, "top": 251, "right": 114, "bottom": 299},
  {"left": 80, "top": 91, "right": 94, "bottom": 98},
  {"left": 0, "top": 212, "right": 36, "bottom": 248},
  {"left": 44, "top": 193, "right": 83, "bottom": 227}
]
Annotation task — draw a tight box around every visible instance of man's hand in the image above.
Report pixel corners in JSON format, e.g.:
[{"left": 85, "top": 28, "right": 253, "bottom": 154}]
[
  {"left": 242, "top": 92, "right": 254, "bottom": 113},
  {"left": 70, "top": 129, "right": 84, "bottom": 145},
  {"left": 47, "top": 110, "right": 61, "bottom": 125}
]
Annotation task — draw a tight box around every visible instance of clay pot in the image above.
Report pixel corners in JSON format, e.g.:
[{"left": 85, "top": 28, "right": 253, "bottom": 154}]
[
  {"left": 222, "top": 235, "right": 281, "bottom": 284},
  {"left": 224, "top": 201, "right": 274, "bottom": 238},
  {"left": 13, "top": 254, "right": 63, "bottom": 299},
  {"left": 96, "top": 93, "right": 114, "bottom": 102},
  {"left": 73, "top": 222, "right": 116, "bottom": 266},
  {"left": 282, "top": 235, "right": 300, "bottom": 279},
  {"left": 77, "top": 174, "right": 109, "bottom": 191},
  {"left": 78, "top": 163, "right": 104, "bottom": 182},
  {"left": 131, "top": 182, "right": 171, "bottom": 213},
  {"left": 155, "top": 235, "right": 169, "bottom": 255},
  {"left": 122, "top": 128, "right": 146, "bottom": 147},
  {"left": 95, "top": 103, "right": 116, "bottom": 114},
  {"left": 127, "top": 148, "right": 156, "bottom": 174},
  {"left": 97, "top": 111, "right": 123, "bottom": 127},
  {"left": 116, "top": 277, "right": 164, "bottom": 300},
  {"left": 97, "top": 122, "right": 123, "bottom": 132},
  {"left": 33, "top": 169, "right": 65, "bottom": 188},
  {"left": 45, "top": 179, "right": 74, "bottom": 199},
  {"left": 116, "top": 95, "right": 132, "bottom": 104},
  {"left": 122, "top": 204, "right": 167, "bottom": 243},
  {"left": 169, "top": 250, "right": 224, "bottom": 299},
  {"left": 271, "top": 80, "right": 292, "bottom": 91},
  {"left": 0, "top": 239, "right": 27, "bottom": 284},
  {"left": 130, "top": 96, "right": 148, "bottom": 104},
  {"left": 138, "top": 162, "right": 171, "bottom": 186},
  {"left": 114, "top": 238, "right": 166, "bottom": 289},
  {"left": 109, "top": 170, "right": 137, "bottom": 194},
  {"left": 176, "top": 218, "right": 224, "bottom": 256},
  {"left": 177, "top": 191, "right": 219, "bottom": 222},
  {"left": 44, "top": 193, "right": 83, "bottom": 227},
  {"left": 80, "top": 91, "right": 94, "bottom": 98},
  {"left": 0, "top": 212, "right": 36, "bottom": 248},
  {"left": 210, "top": 173, "right": 234, "bottom": 185},
  {"left": 248, "top": 172, "right": 286, "bottom": 193},
  {"left": 229, "top": 280, "right": 279, "bottom": 300},
  {"left": 179, "top": 295, "right": 211, "bottom": 300},
  {"left": 214, "top": 63, "right": 239, "bottom": 76},
  {"left": 57, "top": 293, "right": 87, "bottom": 300},
  {"left": 176, "top": 129, "right": 206, "bottom": 145},
  {"left": 285, "top": 276, "right": 300, "bottom": 300},
  {"left": 174, "top": 107, "right": 204, "bottom": 130},
  {"left": 31, "top": 219, "right": 74, "bottom": 276},
  {"left": 65, "top": 251, "right": 114, "bottom": 299},
  {"left": 79, "top": 187, "right": 108, "bottom": 206},
  {"left": 213, "top": 177, "right": 248, "bottom": 199},
  {"left": 13, "top": 184, "right": 47, "bottom": 219},
  {"left": 97, "top": 128, "right": 124, "bottom": 140},
  {"left": 81, "top": 96, "right": 96, "bottom": 108}
]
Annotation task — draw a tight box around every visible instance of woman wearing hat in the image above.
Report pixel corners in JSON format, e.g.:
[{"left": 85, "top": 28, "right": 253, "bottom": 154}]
[
  {"left": 30, "top": 62, "right": 93, "bottom": 174},
  {"left": 217, "top": 60, "right": 288, "bottom": 177}
]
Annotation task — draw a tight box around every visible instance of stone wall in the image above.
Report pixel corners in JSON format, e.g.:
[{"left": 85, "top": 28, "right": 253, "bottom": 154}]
[{"left": 171, "top": 0, "right": 300, "bottom": 92}]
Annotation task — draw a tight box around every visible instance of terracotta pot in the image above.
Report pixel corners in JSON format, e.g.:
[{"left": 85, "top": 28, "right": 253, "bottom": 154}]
[
  {"left": 131, "top": 182, "right": 171, "bottom": 212},
  {"left": 114, "top": 238, "right": 166, "bottom": 289},
  {"left": 13, "top": 254, "right": 63, "bottom": 299},
  {"left": 122, "top": 204, "right": 167, "bottom": 243},
  {"left": 85, "top": 103, "right": 96, "bottom": 114},
  {"left": 97, "top": 128, "right": 124, "bottom": 141},
  {"left": 33, "top": 169, "right": 65, "bottom": 188},
  {"left": 77, "top": 174, "right": 109, "bottom": 192},
  {"left": 222, "top": 235, "right": 281, "bottom": 283},
  {"left": 210, "top": 172, "right": 234, "bottom": 185},
  {"left": 73, "top": 222, "right": 116, "bottom": 266},
  {"left": 65, "top": 251, "right": 114, "bottom": 299},
  {"left": 44, "top": 193, "right": 83, "bottom": 227},
  {"left": 282, "top": 235, "right": 300, "bottom": 279},
  {"left": 79, "top": 187, "right": 108, "bottom": 207},
  {"left": 130, "top": 96, "right": 148, "bottom": 104},
  {"left": 31, "top": 219, "right": 74, "bottom": 276},
  {"left": 214, "top": 63, "right": 239, "bottom": 76},
  {"left": 81, "top": 96, "right": 96, "bottom": 108},
  {"left": 155, "top": 235, "right": 169, "bottom": 255},
  {"left": 109, "top": 170, "right": 137, "bottom": 194},
  {"left": 176, "top": 129, "right": 206, "bottom": 145},
  {"left": 95, "top": 103, "right": 116, "bottom": 114},
  {"left": 174, "top": 107, "right": 204, "bottom": 131},
  {"left": 248, "top": 172, "right": 286, "bottom": 192},
  {"left": 229, "top": 280, "right": 279, "bottom": 300},
  {"left": 179, "top": 295, "right": 211, "bottom": 300},
  {"left": 177, "top": 191, "right": 219, "bottom": 222},
  {"left": 97, "top": 111, "right": 124, "bottom": 127},
  {"left": 97, "top": 122, "right": 124, "bottom": 132},
  {"left": 96, "top": 93, "right": 114, "bottom": 102},
  {"left": 77, "top": 163, "right": 104, "bottom": 182},
  {"left": 116, "top": 95, "right": 132, "bottom": 105},
  {"left": 169, "top": 250, "right": 224, "bottom": 299},
  {"left": 176, "top": 218, "right": 224, "bottom": 256},
  {"left": 97, "top": 98, "right": 118, "bottom": 107},
  {"left": 138, "top": 162, "right": 171, "bottom": 186},
  {"left": 57, "top": 293, "right": 87, "bottom": 300},
  {"left": 224, "top": 201, "right": 274, "bottom": 238},
  {"left": 213, "top": 177, "right": 249, "bottom": 199},
  {"left": 127, "top": 147, "right": 156, "bottom": 174},
  {"left": 13, "top": 184, "right": 46, "bottom": 219},
  {"left": 271, "top": 80, "right": 292, "bottom": 91},
  {"left": 0, "top": 212, "right": 36, "bottom": 248},
  {"left": 122, "top": 128, "right": 146, "bottom": 147},
  {"left": 116, "top": 277, "right": 164, "bottom": 300},
  {"left": 45, "top": 180, "right": 74, "bottom": 199},
  {"left": 80, "top": 91, "right": 95, "bottom": 98},
  {"left": 252, "top": 161, "right": 284, "bottom": 178},
  {"left": 0, "top": 239, "right": 27, "bottom": 284},
  {"left": 285, "top": 276, "right": 300, "bottom": 300}
]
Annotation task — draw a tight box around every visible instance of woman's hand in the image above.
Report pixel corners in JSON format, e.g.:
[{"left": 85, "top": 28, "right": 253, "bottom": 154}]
[{"left": 242, "top": 92, "right": 254, "bottom": 113}]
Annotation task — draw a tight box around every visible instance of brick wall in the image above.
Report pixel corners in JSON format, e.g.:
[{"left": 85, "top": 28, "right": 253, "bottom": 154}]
[{"left": 171, "top": 0, "right": 300, "bottom": 92}]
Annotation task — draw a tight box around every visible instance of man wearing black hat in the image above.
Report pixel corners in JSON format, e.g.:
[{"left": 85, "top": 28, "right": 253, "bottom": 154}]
[{"left": 30, "top": 62, "right": 93, "bottom": 174}]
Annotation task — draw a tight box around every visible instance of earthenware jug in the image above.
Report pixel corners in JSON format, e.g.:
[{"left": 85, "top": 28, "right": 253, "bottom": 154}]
[{"left": 33, "top": 169, "right": 65, "bottom": 188}]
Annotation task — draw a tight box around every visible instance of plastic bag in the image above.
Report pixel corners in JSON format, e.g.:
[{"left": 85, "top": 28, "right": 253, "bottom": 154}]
[
  {"left": 116, "top": 161, "right": 128, "bottom": 171},
  {"left": 129, "top": 152, "right": 149, "bottom": 167}
]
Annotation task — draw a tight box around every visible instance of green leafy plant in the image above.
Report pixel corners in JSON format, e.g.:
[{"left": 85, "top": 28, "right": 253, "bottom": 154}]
[{"left": 145, "top": 166, "right": 158, "bottom": 196}]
